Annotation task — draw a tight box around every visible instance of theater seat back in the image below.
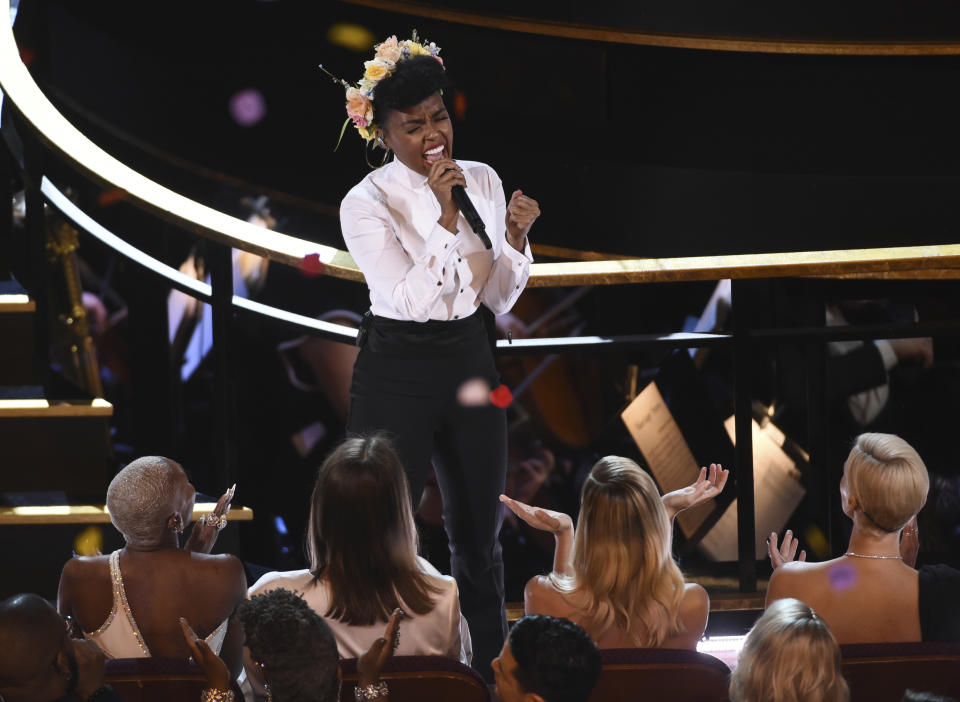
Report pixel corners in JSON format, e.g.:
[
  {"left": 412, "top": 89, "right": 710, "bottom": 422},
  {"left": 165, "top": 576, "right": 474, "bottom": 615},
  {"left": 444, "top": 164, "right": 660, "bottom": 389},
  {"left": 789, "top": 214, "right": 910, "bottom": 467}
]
[
  {"left": 104, "top": 658, "right": 244, "bottom": 702},
  {"left": 841, "top": 642, "right": 960, "bottom": 702},
  {"left": 589, "top": 648, "right": 731, "bottom": 702},
  {"left": 338, "top": 655, "right": 490, "bottom": 702}
]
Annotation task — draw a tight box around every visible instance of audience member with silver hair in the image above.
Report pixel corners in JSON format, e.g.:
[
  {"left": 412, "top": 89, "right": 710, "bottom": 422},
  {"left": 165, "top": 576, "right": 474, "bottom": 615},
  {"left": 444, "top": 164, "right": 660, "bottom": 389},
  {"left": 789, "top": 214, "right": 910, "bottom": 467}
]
[
  {"left": 767, "top": 433, "right": 932, "bottom": 643},
  {"left": 730, "top": 598, "right": 849, "bottom": 702},
  {"left": 57, "top": 456, "right": 246, "bottom": 676}
]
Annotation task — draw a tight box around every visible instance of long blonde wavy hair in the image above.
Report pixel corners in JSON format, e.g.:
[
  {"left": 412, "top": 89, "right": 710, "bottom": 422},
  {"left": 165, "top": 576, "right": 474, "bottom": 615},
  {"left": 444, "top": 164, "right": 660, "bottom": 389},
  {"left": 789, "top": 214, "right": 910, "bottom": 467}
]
[{"left": 549, "top": 456, "right": 685, "bottom": 647}]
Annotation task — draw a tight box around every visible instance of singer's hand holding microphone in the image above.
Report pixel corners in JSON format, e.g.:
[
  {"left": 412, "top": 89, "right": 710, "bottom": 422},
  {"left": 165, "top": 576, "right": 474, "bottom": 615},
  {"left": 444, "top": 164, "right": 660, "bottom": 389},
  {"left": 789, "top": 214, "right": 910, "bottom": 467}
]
[
  {"left": 429, "top": 159, "right": 540, "bottom": 253},
  {"left": 428, "top": 158, "right": 467, "bottom": 235}
]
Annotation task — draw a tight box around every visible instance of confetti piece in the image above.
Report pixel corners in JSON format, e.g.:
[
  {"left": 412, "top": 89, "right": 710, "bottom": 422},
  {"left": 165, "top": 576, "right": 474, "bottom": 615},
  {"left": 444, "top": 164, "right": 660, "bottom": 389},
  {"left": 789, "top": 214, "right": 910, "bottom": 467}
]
[
  {"left": 828, "top": 562, "right": 858, "bottom": 592},
  {"left": 457, "top": 377, "right": 490, "bottom": 406},
  {"left": 453, "top": 91, "right": 468, "bottom": 121},
  {"left": 489, "top": 384, "right": 513, "bottom": 409},
  {"left": 298, "top": 253, "right": 325, "bottom": 277},
  {"left": 229, "top": 88, "right": 267, "bottom": 127},
  {"left": 97, "top": 188, "right": 128, "bottom": 207}
]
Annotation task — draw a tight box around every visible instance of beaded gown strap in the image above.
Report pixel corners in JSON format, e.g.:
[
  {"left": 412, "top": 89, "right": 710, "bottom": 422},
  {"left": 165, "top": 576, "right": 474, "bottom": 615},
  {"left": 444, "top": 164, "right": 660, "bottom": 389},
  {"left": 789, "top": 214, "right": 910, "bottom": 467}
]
[
  {"left": 82, "top": 551, "right": 121, "bottom": 639},
  {"left": 205, "top": 617, "right": 229, "bottom": 654},
  {"left": 109, "top": 550, "right": 152, "bottom": 656}
]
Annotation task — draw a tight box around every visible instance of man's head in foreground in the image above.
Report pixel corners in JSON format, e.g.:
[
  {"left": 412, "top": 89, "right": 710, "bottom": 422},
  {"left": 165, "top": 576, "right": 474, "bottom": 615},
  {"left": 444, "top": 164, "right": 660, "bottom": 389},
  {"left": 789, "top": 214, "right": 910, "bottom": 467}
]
[{"left": 492, "top": 615, "right": 601, "bottom": 702}]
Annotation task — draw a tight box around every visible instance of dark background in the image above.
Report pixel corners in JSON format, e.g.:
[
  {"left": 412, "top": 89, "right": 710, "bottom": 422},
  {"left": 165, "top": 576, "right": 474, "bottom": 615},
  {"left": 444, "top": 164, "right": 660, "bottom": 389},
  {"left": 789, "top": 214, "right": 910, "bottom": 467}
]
[{"left": 13, "top": 0, "right": 960, "bottom": 259}]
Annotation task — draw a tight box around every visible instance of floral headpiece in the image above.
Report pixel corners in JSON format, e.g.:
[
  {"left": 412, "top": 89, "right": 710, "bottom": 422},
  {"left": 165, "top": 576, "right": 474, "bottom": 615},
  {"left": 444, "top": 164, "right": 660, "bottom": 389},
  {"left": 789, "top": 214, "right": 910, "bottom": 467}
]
[{"left": 321, "top": 31, "right": 443, "bottom": 145}]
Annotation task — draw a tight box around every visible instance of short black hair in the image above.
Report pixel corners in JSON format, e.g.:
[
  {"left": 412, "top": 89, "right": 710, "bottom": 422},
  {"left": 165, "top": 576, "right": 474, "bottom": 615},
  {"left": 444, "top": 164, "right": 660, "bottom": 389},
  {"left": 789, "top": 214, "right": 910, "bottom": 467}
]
[
  {"left": 372, "top": 54, "right": 448, "bottom": 129},
  {"left": 509, "top": 615, "right": 602, "bottom": 702},
  {"left": 236, "top": 589, "right": 339, "bottom": 702}
]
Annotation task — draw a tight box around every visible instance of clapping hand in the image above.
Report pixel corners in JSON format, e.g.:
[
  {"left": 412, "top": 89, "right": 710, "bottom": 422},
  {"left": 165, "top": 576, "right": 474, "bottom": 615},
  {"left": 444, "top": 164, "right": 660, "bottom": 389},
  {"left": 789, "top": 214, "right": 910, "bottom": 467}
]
[
  {"left": 185, "top": 484, "right": 235, "bottom": 554},
  {"left": 768, "top": 529, "right": 807, "bottom": 569},
  {"left": 662, "top": 464, "right": 729, "bottom": 521},
  {"left": 358, "top": 608, "right": 403, "bottom": 689},
  {"left": 900, "top": 515, "right": 919, "bottom": 567}
]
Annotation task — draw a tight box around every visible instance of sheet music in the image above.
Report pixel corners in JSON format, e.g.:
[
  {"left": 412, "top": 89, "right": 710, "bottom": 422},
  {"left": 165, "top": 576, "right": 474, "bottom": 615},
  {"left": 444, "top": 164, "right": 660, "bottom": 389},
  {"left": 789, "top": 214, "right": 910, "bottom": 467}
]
[
  {"left": 621, "top": 382, "right": 716, "bottom": 537},
  {"left": 699, "top": 416, "right": 806, "bottom": 561}
]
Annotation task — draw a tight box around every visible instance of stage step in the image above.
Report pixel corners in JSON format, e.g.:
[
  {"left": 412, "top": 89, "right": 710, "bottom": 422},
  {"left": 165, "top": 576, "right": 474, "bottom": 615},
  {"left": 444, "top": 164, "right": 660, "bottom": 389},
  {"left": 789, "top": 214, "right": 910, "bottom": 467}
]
[
  {"left": 0, "top": 278, "right": 36, "bottom": 385},
  {"left": 0, "top": 386, "right": 113, "bottom": 501},
  {"left": 0, "top": 501, "right": 253, "bottom": 525},
  {"left": 0, "top": 495, "right": 253, "bottom": 600}
]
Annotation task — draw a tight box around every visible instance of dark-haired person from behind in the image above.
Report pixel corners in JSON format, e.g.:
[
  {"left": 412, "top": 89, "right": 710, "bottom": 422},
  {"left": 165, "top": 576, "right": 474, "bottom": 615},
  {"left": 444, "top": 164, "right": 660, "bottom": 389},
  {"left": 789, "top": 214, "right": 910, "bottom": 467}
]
[
  {"left": 184, "top": 589, "right": 402, "bottom": 702},
  {"left": 492, "top": 615, "right": 601, "bottom": 702},
  {"left": 0, "top": 593, "right": 124, "bottom": 702},
  {"left": 335, "top": 35, "right": 540, "bottom": 679},
  {"left": 248, "top": 435, "right": 470, "bottom": 665}
]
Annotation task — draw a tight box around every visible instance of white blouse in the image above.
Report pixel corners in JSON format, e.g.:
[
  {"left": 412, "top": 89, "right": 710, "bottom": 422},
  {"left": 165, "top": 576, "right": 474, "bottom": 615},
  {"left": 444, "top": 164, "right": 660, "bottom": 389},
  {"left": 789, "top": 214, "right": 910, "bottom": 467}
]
[
  {"left": 248, "top": 556, "right": 472, "bottom": 664},
  {"left": 340, "top": 158, "right": 533, "bottom": 323}
]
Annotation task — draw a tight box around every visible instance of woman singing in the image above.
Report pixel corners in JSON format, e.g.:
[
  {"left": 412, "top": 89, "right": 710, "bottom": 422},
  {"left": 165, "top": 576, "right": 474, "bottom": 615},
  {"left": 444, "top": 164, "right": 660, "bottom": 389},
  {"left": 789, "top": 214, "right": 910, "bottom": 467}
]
[{"left": 334, "top": 35, "right": 540, "bottom": 678}]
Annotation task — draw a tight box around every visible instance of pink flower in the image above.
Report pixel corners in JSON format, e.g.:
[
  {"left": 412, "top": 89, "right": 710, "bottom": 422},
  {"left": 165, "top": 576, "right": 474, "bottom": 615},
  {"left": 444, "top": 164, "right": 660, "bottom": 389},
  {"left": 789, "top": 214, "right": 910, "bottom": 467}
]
[
  {"left": 345, "top": 87, "right": 373, "bottom": 126},
  {"left": 375, "top": 36, "right": 402, "bottom": 64}
]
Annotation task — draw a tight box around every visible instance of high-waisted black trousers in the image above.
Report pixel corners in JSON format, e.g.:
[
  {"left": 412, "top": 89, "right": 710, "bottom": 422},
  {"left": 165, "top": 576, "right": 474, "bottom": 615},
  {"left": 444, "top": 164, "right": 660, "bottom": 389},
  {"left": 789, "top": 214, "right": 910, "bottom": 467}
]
[{"left": 346, "top": 312, "right": 507, "bottom": 681}]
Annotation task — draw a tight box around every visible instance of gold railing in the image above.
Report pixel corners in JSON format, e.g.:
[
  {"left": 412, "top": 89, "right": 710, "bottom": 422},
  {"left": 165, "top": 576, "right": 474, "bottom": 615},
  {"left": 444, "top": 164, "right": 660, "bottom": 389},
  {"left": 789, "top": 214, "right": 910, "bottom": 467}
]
[
  {"left": 341, "top": 0, "right": 960, "bottom": 56},
  {"left": 2, "top": 0, "right": 960, "bottom": 288}
]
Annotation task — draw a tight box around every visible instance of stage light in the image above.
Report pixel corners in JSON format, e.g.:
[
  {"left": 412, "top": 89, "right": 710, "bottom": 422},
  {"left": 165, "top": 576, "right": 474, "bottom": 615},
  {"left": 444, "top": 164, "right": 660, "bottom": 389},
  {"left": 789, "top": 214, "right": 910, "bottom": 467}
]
[{"left": 326, "top": 23, "right": 376, "bottom": 52}]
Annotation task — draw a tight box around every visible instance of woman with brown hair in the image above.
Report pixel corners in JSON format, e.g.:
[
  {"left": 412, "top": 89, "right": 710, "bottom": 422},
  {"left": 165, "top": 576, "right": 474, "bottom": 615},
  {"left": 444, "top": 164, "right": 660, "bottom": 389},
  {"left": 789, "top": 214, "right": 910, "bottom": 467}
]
[
  {"left": 502, "top": 457, "right": 727, "bottom": 649},
  {"left": 248, "top": 434, "right": 470, "bottom": 662}
]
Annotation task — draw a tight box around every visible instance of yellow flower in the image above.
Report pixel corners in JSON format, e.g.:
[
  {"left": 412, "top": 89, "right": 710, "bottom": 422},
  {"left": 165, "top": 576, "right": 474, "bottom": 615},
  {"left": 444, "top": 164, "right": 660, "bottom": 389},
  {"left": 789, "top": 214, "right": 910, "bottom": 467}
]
[
  {"left": 405, "top": 41, "right": 430, "bottom": 56},
  {"left": 363, "top": 59, "right": 392, "bottom": 82},
  {"left": 357, "top": 125, "right": 374, "bottom": 141}
]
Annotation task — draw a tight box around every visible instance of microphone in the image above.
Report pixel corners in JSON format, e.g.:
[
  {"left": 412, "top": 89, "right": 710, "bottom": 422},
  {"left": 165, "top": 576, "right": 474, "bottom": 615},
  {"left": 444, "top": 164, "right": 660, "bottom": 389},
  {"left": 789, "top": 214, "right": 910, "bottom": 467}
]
[
  {"left": 441, "top": 166, "right": 492, "bottom": 249},
  {"left": 451, "top": 185, "right": 491, "bottom": 249}
]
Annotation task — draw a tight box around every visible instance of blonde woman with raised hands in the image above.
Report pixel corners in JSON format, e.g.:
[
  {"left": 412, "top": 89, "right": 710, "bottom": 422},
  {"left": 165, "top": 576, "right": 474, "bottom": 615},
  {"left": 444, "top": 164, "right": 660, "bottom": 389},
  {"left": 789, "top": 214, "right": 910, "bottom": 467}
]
[{"left": 501, "top": 458, "right": 727, "bottom": 649}]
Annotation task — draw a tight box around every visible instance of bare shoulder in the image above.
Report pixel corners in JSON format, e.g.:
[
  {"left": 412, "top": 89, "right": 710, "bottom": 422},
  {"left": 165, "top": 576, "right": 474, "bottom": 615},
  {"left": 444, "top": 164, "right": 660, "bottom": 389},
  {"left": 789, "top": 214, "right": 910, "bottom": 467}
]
[
  {"left": 188, "top": 553, "right": 246, "bottom": 595},
  {"left": 682, "top": 582, "right": 709, "bottom": 613},
  {"left": 60, "top": 554, "right": 110, "bottom": 581},
  {"left": 524, "top": 574, "right": 570, "bottom": 618},
  {"left": 679, "top": 583, "right": 709, "bottom": 636},
  {"left": 248, "top": 569, "right": 313, "bottom": 597},
  {"left": 766, "top": 559, "right": 824, "bottom": 605},
  {"left": 189, "top": 552, "right": 243, "bottom": 572}
]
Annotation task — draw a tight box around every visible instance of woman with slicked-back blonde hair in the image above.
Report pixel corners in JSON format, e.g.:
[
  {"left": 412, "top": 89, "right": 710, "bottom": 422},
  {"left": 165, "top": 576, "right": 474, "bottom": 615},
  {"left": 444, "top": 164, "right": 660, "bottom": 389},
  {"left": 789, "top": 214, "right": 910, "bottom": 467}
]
[
  {"left": 730, "top": 598, "right": 849, "bottom": 702},
  {"left": 501, "top": 456, "right": 727, "bottom": 648},
  {"left": 766, "top": 432, "right": 930, "bottom": 643}
]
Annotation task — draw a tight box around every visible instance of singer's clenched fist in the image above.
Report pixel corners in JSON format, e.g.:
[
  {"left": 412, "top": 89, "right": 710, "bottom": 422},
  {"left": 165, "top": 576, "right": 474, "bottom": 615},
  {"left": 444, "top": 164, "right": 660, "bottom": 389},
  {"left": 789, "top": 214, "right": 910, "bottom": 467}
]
[
  {"left": 427, "top": 159, "right": 465, "bottom": 233},
  {"left": 506, "top": 190, "right": 540, "bottom": 251}
]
